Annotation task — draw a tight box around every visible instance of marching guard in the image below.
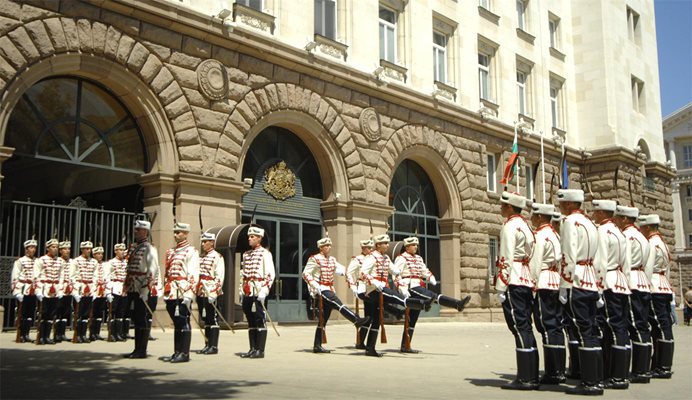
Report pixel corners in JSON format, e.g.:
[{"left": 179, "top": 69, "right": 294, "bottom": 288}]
[
  {"left": 303, "top": 236, "right": 370, "bottom": 353},
  {"left": 123, "top": 220, "right": 159, "bottom": 359},
  {"left": 615, "top": 206, "right": 653, "bottom": 383},
  {"left": 393, "top": 235, "right": 470, "bottom": 353},
  {"left": 12, "top": 237, "right": 38, "bottom": 343},
  {"left": 528, "top": 203, "right": 565, "bottom": 384},
  {"left": 34, "top": 238, "right": 64, "bottom": 345},
  {"left": 347, "top": 239, "right": 375, "bottom": 349},
  {"left": 54, "top": 240, "right": 73, "bottom": 342},
  {"left": 90, "top": 246, "right": 109, "bottom": 341},
  {"left": 592, "top": 200, "right": 630, "bottom": 390},
  {"left": 239, "top": 226, "right": 275, "bottom": 359},
  {"left": 638, "top": 214, "right": 675, "bottom": 379},
  {"left": 360, "top": 233, "right": 426, "bottom": 357},
  {"left": 557, "top": 189, "right": 602, "bottom": 395},
  {"left": 494, "top": 192, "right": 538, "bottom": 390},
  {"left": 107, "top": 243, "right": 128, "bottom": 341},
  {"left": 163, "top": 222, "right": 199, "bottom": 363},
  {"left": 70, "top": 241, "right": 98, "bottom": 343},
  {"left": 196, "top": 232, "right": 225, "bottom": 355}
]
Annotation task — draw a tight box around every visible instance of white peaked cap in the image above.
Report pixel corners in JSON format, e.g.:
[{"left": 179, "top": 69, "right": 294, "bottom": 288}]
[
  {"left": 373, "top": 234, "right": 390, "bottom": 244},
  {"left": 592, "top": 199, "right": 617, "bottom": 212},
  {"left": 317, "top": 237, "right": 332, "bottom": 247},
  {"left": 134, "top": 220, "right": 151, "bottom": 230},
  {"left": 531, "top": 203, "right": 555, "bottom": 216},
  {"left": 403, "top": 236, "right": 419, "bottom": 245},
  {"left": 173, "top": 222, "right": 191, "bottom": 232},
  {"left": 500, "top": 191, "right": 527, "bottom": 209},
  {"left": 637, "top": 214, "right": 660, "bottom": 226},
  {"left": 615, "top": 205, "right": 639, "bottom": 218},
  {"left": 201, "top": 232, "right": 216, "bottom": 241},
  {"left": 360, "top": 239, "right": 374, "bottom": 247},
  {"left": 551, "top": 212, "right": 562, "bottom": 223},
  {"left": 24, "top": 239, "right": 38, "bottom": 248},
  {"left": 556, "top": 189, "right": 584, "bottom": 203},
  {"left": 248, "top": 226, "right": 265, "bottom": 237}
]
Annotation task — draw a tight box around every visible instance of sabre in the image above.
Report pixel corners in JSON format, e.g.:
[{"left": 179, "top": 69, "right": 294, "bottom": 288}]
[
  {"left": 208, "top": 297, "right": 235, "bottom": 333},
  {"left": 258, "top": 299, "right": 280, "bottom": 337},
  {"left": 142, "top": 298, "right": 166, "bottom": 333},
  {"left": 177, "top": 287, "right": 206, "bottom": 341}
]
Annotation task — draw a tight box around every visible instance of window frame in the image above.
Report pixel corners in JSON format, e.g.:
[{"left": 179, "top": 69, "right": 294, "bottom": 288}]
[
  {"left": 516, "top": 0, "right": 527, "bottom": 31},
  {"left": 379, "top": 6, "right": 398, "bottom": 63},
  {"left": 433, "top": 31, "right": 448, "bottom": 83},
  {"left": 486, "top": 152, "right": 497, "bottom": 192},
  {"left": 684, "top": 145, "right": 692, "bottom": 169},
  {"left": 627, "top": 6, "right": 641, "bottom": 44},
  {"left": 488, "top": 236, "right": 499, "bottom": 280},
  {"left": 517, "top": 70, "right": 527, "bottom": 116},
  {"left": 524, "top": 163, "right": 534, "bottom": 200},
  {"left": 314, "top": 0, "right": 337, "bottom": 39},
  {"left": 631, "top": 76, "right": 645, "bottom": 113},
  {"left": 549, "top": 77, "right": 564, "bottom": 129},
  {"left": 548, "top": 13, "right": 560, "bottom": 49},
  {"left": 237, "top": 0, "right": 263, "bottom": 11},
  {"left": 479, "top": 52, "right": 492, "bottom": 102}
]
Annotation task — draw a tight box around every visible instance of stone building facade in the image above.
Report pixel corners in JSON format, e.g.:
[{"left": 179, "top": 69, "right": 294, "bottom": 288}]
[{"left": 0, "top": 0, "right": 676, "bottom": 322}]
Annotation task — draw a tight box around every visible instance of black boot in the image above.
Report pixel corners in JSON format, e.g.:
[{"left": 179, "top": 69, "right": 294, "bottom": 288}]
[
  {"left": 540, "top": 346, "right": 567, "bottom": 384},
  {"left": 604, "top": 346, "right": 629, "bottom": 389},
  {"left": 313, "top": 327, "right": 331, "bottom": 353},
  {"left": 437, "top": 295, "right": 471, "bottom": 312},
  {"left": 240, "top": 330, "right": 257, "bottom": 358},
  {"left": 123, "top": 319, "right": 134, "bottom": 340},
  {"left": 400, "top": 327, "right": 419, "bottom": 353},
  {"left": 565, "top": 348, "right": 604, "bottom": 395},
  {"left": 204, "top": 327, "right": 219, "bottom": 354},
  {"left": 21, "top": 319, "right": 32, "bottom": 343},
  {"left": 53, "top": 320, "right": 62, "bottom": 343},
  {"left": 630, "top": 343, "right": 652, "bottom": 383},
  {"left": 168, "top": 330, "right": 181, "bottom": 360},
  {"left": 502, "top": 349, "right": 540, "bottom": 390},
  {"left": 124, "top": 328, "right": 147, "bottom": 359},
  {"left": 199, "top": 326, "right": 211, "bottom": 354},
  {"left": 354, "top": 316, "right": 370, "bottom": 329},
  {"left": 107, "top": 320, "right": 117, "bottom": 342},
  {"left": 41, "top": 320, "right": 55, "bottom": 345},
  {"left": 171, "top": 331, "right": 191, "bottom": 363},
  {"left": 566, "top": 342, "right": 581, "bottom": 379},
  {"left": 80, "top": 320, "right": 90, "bottom": 343},
  {"left": 356, "top": 326, "right": 368, "bottom": 350},
  {"left": 405, "top": 297, "right": 426, "bottom": 311},
  {"left": 250, "top": 329, "right": 267, "bottom": 358},
  {"left": 365, "top": 328, "right": 383, "bottom": 357},
  {"left": 651, "top": 340, "right": 674, "bottom": 379}
]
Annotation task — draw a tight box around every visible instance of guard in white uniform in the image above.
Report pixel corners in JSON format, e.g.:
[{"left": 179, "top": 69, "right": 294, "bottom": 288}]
[
  {"left": 54, "top": 240, "right": 73, "bottom": 343},
  {"left": 303, "top": 236, "right": 370, "bottom": 353},
  {"left": 347, "top": 239, "right": 377, "bottom": 349},
  {"left": 11, "top": 238, "right": 38, "bottom": 343},
  {"left": 34, "top": 238, "right": 65, "bottom": 345},
  {"left": 495, "top": 192, "right": 538, "bottom": 391},
  {"left": 639, "top": 214, "right": 675, "bottom": 379},
  {"left": 529, "top": 203, "right": 565, "bottom": 384},
  {"left": 89, "top": 246, "right": 109, "bottom": 341},
  {"left": 69, "top": 241, "right": 98, "bottom": 343},
  {"left": 123, "top": 220, "right": 159, "bottom": 359},
  {"left": 163, "top": 222, "right": 199, "bottom": 363},
  {"left": 592, "top": 200, "right": 630, "bottom": 390},
  {"left": 106, "top": 243, "right": 128, "bottom": 341},
  {"left": 239, "top": 226, "right": 275, "bottom": 359},
  {"left": 195, "top": 232, "right": 225, "bottom": 355},
  {"left": 393, "top": 236, "right": 470, "bottom": 353},
  {"left": 614, "top": 206, "right": 653, "bottom": 383},
  {"left": 557, "top": 189, "right": 603, "bottom": 396}
]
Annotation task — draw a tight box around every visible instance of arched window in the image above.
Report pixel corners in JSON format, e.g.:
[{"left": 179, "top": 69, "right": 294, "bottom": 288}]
[
  {"left": 389, "top": 159, "right": 440, "bottom": 278},
  {"left": 6, "top": 77, "right": 147, "bottom": 173}
]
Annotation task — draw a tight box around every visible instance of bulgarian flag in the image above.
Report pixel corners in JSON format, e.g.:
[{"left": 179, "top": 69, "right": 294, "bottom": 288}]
[{"left": 500, "top": 130, "right": 519, "bottom": 187}]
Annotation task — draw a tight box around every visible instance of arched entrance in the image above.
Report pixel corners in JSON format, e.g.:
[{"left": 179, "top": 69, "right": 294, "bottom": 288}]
[
  {"left": 389, "top": 159, "right": 441, "bottom": 316},
  {"left": 241, "top": 126, "right": 324, "bottom": 321}
]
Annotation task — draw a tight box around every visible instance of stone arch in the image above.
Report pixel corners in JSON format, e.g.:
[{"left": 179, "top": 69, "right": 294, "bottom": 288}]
[
  {"left": 374, "top": 124, "right": 468, "bottom": 220},
  {"left": 214, "top": 83, "right": 364, "bottom": 200},
  {"left": 0, "top": 16, "right": 203, "bottom": 175}
]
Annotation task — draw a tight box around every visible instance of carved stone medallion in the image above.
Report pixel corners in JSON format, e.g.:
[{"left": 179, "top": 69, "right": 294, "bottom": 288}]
[
  {"left": 197, "top": 59, "right": 228, "bottom": 101},
  {"left": 359, "top": 107, "right": 381, "bottom": 142},
  {"left": 263, "top": 161, "right": 297, "bottom": 200}
]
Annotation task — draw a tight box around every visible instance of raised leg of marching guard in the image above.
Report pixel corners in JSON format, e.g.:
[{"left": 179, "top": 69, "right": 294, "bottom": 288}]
[
  {"left": 163, "top": 222, "right": 199, "bottom": 363},
  {"left": 304, "top": 235, "right": 370, "bottom": 353},
  {"left": 240, "top": 226, "right": 275, "bottom": 359},
  {"left": 393, "top": 235, "right": 470, "bottom": 353},
  {"left": 494, "top": 193, "right": 539, "bottom": 390},
  {"left": 557, "top": 189, "right": 603, "bottom": 396},
  {"left": 123, "top": 220, "right": 159, "bottom": 359},
  {"left": 639, "top": 215, "right": 675, "bottom": 379},
  {"left": 528, "top": 203, "right": 566, "bottom": 384},
  {"left": 616, "top": 206, "right": 654, "bottom": 384},
  {"left": 196, "top": 232, "right": 225, "bottom": 355},
  {"left": 12, "top": 237, "right": 39, "bottom": 343}
]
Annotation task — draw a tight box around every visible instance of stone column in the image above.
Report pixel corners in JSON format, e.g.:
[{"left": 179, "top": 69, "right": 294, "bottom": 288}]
[
  {"left": 0, "top": 146, "right": 15, "bottom": 194},
  {"left": 438, "top": 218, "right": 463, "bottom": 317},
  {"left": 672, "top": 181, "right": 685, "bottom": 251}
]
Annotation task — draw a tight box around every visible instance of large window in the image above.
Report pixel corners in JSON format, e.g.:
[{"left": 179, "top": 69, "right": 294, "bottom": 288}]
[
  {"left": 314, "top": 0, "right": 336, "bottom": 39},
  {"left": 550, "top": 78, "right": 564, "bottom": 129},
  {"left": 631, "top": 76, "right": 645, "bottom": 113},
  {"left": 479, "top": 0, "right": 491, "bottom": 10},
  {"left": 479, "top": 52, "right": 492, "bottom": 101},
  {"left": 548, "top": 14, "right": 560, "bottom": 49},
  {"left": 685, "top": 145, "right": 692, "bottom": 168},
  {"left": 517, "top": 70, "right": 527, "bottom": 116},
  {"left": 627, "top": 6, "right": 641, "bottom": 44},
  {"left": 379, "top": 6, "right": 397, "bottom": 63},
  {"left": 524, "top": 164, "right": 533, "bottom": 200},
  {"left": 237, "top": 0, "right": 263, "bottom": 11},
  {"left": 486, "top": 153, "right": 497, "bottom": 192},
  {"left": 516, "top": 0, "right": 527, "bottom": 30},
  {"left": 433, "top": 32, "right": 448, "bottom": 83},
  {"left": 6, "top": 77, "right": 146, "bottom": 173},
  {"left": 489, "top": 236, "right": 499, "bottom": 280}
]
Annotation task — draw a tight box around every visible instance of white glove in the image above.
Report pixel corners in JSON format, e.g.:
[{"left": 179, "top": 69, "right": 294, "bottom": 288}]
[
  {"left": 239, "top": 293, "right": 244, "bottom": 303},
  {"left": 140, "top": 292, "right": 148, "bottom": 303},
  {"left": 182, "top": 297, "right": 192, "bottom": 309},
  {"left": 15, "top": 294, "right": 23, "bottom": 302},
  {"left": 257, "top": 288, "right": 268, "bottom": 302},
  {"left": 373, "top": 280, "right": 386, "bottom": 292},
  {"left": 498, "top": 291, "right": 507, "bottom": 303},
  {"left": 429, "top": 276, "right": 437, "bottom": 286},
  {"left": 351, "top": 288, "right": 360, "bottom": 297},
  {"left": 596, "top": 295, "right": 605, "bottom": 309},
  {"left": 209, "top": 297, "right": 216, "bottom": 304},
  {"left": 106, "top": 294, "right": 114, "bottom": 303},
  {"left": 57, "top": 294, "right": 63, "bottom": 299},
  {"left": 559, "top": 288, "right": 568, "bottom": 304},
  {"left": 36, "top": 293, "right": 44, "bottom": 302},
  {"left": 73, "top": 294, "right": 81, "bottom": 303},
  {"left": 400, "top": 287, "right": 411, "bottom": 298},
  {"left": 310, "top": 281, "right": 321, "bottom": 294}
]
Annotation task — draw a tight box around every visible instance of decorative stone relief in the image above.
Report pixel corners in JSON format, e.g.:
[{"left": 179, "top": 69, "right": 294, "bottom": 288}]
[
  {"left": 197, "top": 59, "right": 228, "bottom": 101},
  {"left": 359, "top": 108, "right": 382, "bottom": 142}
]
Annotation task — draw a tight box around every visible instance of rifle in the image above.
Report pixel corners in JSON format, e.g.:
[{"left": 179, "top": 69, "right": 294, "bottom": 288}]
[
  {"left": 34, "top": 301, "right": 43, "bottom": 345},
  {"left": 14, "top": 300, "right": 23, "bottom": 343},
  {"left": 318, "top": 292, "right": 327, "bottom": 344},
  {"left": 107, "top": 300, "right": 114, "bottom": 342},
  {"left": 355, "top": 296, "right": 361, "bottom": 346},
  {"left": 379, "top": 292, "right": 387, "bottom": 343},
  {"left": 72, "top": 299, "right": 80, "bottom": 343},
  {"left": 87, "top": 298, "right": 95, "bottom": 340},
  {"left": 403, "top": 308, "right": 411, "bottom": 351}
]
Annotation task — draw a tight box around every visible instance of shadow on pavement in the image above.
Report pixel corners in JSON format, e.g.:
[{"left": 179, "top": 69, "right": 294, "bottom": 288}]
[
  {"left": 1, "top": 348, "right": 269, "bottom": 399},
  {"left": 466, "top": 373, "right": 569, "bottom": 393}
]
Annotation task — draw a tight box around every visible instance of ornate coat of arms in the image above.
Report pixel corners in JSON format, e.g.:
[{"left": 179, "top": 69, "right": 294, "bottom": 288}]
[{"left": 263, "top": 161, "right": 296, "bottom": 200}]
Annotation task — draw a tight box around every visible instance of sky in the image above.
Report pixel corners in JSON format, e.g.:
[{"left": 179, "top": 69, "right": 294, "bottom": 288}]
[{"left": 655, "top": 0, "right": 692, "bottom": 117}]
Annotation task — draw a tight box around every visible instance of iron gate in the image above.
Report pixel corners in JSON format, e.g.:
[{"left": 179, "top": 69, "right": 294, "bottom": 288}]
[{"left": 0, "top": 198, "right": 147, "bottom": 329}]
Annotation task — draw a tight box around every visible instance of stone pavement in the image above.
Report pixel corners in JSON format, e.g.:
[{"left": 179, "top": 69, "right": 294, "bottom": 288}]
[{"left": 1, "top": 320, "right": 690, "bottom": 399}]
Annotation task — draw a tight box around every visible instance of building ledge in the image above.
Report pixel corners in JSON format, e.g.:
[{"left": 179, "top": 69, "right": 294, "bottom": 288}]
[
  {"left": 233, "top": 3, "right": 274, "bottom": 34},
  {"left": 379, "top": 59, "right": 408, "bottom": 83},
  {"left": 550, "top": 46, "right": 566, "bottom": 61},
  {"left": 478, "top": 6, "right": 500, "bottom": 25},
  {"left": 313, "top": 34, "right": 348, "bottom": 61},
  {"left": 433, "top": 80, "right": 457, "bottom": 102},
  {"left": 516, "top": 28, "right": 535, "bottom": 45}
]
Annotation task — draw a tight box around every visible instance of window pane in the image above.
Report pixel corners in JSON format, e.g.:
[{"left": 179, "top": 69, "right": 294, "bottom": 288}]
[
  {"left": 314, "top": 0, "right": 323, "bottom": 35},
  {"left": 479, "top": 69, "right": 489, "bottom": 100},
  {"left": 250, "top": 0, "right": 262, "bottom": 11},
  {"left": 379, "top": 7, "right": 395, "bottom": 23},
  {"left": 379, "top": 24, "right": 386, "bottom": 60},
  {"left": 487, "top": 154, "right": 496, "bottom": 192},
  {"left": 516, "top": 0, "right": 525, "bottom": 29},
  {"left": 386, "top": 26, "right": 395, "bottom": 62},
  {"left": 325, "top": 0, "right": 336, "bottom": 39}
]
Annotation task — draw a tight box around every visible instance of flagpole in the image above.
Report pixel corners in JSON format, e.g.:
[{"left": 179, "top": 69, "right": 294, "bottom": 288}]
[
  {"left": 514, "top": 121, "right": 519, "bottom": 194},
  {"left": 540, "top": 130, "right": 546, "bottom": 203}
]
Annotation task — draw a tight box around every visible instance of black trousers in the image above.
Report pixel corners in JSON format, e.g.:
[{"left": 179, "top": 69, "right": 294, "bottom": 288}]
[
  {"left": 533, "top": 289, "right": 565, "bottom": 346},
  {"left": 92, "top": 297, "right": 106, "bottom": 323},
  {"left": 77, "top": 296, "right": 93, "bottom": 322},
  {"left": 40, "top": 297, "right": 59, "bottom": 320},
  {"left": 165, "top": 299, "right": 191, "bottom": 331},
  {"left": 126, "top": 292, "right": 148, "bottom": 328},
  {"left": 501, "top": 285, "right": 537, "bottom": 349},
  {"left": 598, "top": 290, "right": 630, "bottom": 347},
  {"left": 567, "top": 288, "right": 600, "bottom": 348},
  {"left": 55, "top": 295, "right": 72, "bottom": 322},
  {"left": 242, "top": 296, "right": 267, "bottom": 331},
  {"left": 627, "top": 290, "right": 652, "bottom": 345},
  {"left": 197, "top": 296, "right": 219, "bottom": 327},
  {"left": 316, "top": 290, "right": 358, "bottom": 326},
  {"left": 649, "top": 293, "right": 674, "bottom": 341},
  {"left": 112, "top": 294, "right": 128, "bottom": 319}
]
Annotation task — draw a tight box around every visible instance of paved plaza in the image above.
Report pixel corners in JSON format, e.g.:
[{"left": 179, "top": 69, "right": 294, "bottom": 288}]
[{"left": 1, "top": 320, "right": 690, "bottom": 399}]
